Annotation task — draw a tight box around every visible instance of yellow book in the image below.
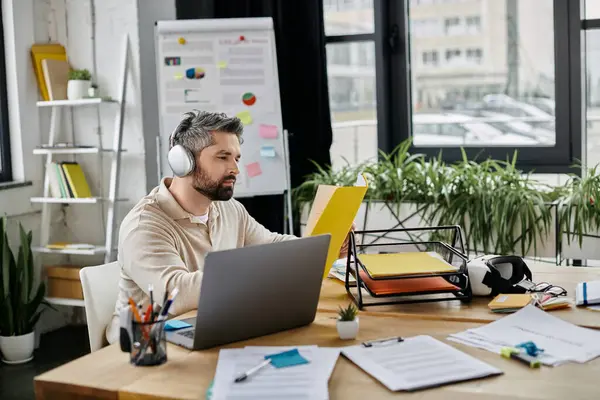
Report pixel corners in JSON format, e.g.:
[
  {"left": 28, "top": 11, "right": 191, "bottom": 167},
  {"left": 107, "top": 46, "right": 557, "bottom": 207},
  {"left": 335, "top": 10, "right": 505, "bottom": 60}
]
[
  {"left": 61, "top": 162, "right": 92, "bottom": 198},
  {"left": 358, "top": 252, "right": 458, "bottom": 278},
  {"left": 488, "top": 294, "right": 534, "bottom": 311},
  {"left": 303, "top": 173, "right": 368, "bottom": 279},
  {"left": 30, "top": 44, "right": 68, "bottom": 101}
]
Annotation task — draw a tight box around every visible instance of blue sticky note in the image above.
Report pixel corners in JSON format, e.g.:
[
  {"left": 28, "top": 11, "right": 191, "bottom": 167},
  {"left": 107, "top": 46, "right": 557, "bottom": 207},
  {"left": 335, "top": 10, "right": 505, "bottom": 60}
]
[
  {"left": 264, "top": 348, "right": 309, "bottom": 368},
  {"left": 164, "top": 320, "right": 192, "bottom": 331},
  {"left": 260, "top": 145, "right": 276, "bottom": 158}
]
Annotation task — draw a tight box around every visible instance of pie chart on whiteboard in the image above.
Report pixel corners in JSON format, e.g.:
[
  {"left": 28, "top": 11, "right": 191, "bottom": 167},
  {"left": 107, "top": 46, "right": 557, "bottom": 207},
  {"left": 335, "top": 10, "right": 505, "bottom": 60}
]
[
  {"left": 242, "top": 92, "right": 257, "bottom": 106},
  {"left": 185, "top": 67, "right": 205, "bottom": 80}
]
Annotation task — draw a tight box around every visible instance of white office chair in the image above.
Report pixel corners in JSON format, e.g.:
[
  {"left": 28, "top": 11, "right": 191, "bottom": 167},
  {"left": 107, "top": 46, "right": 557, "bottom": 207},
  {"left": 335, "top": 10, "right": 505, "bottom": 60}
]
[{"left": 79, "top": 261, "right": 121, "bottom": 352}]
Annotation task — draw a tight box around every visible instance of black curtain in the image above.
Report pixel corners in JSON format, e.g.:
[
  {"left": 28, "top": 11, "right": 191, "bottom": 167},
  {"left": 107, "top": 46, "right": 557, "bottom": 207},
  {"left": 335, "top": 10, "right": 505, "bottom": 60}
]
[{"left": 176, "top": 0, "right": 333, "bottom": 236}]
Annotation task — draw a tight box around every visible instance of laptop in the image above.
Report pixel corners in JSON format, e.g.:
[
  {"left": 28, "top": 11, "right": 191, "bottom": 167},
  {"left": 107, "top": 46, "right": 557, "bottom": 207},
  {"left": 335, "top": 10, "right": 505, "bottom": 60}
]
[{"left": 166, "top": 234, "right": 331, "bottom": 350}]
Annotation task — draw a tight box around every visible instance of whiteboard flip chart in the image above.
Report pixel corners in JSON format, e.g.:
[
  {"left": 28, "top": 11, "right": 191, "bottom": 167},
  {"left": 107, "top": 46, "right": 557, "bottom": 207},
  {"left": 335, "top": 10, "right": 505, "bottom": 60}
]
[{"left": 155, "top": 18, "right": 289, "bottom": 198}]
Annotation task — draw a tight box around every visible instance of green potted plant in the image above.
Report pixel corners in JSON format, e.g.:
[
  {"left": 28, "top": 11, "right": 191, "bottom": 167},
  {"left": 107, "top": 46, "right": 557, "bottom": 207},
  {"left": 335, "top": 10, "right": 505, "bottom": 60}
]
[
  {"left": 336, "top": 303, "right": 359, "bottom": 340},
  {"left": 67, "top": 68, "right": 92, "bottom": 100},
  {"left": 0, "top": 216, "right": 50, "bottom": 364}
]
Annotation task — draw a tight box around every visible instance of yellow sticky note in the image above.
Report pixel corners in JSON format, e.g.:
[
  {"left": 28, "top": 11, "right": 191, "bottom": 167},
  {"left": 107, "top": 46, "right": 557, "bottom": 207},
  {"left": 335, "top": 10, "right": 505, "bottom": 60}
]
[
  {"left": 304, "top": 173, "right": 369, "bottom": 279},
  {"left": 174, "top": 73, "right": 183, "bottom": 80},
  {"left": 178, "top": 37, "right": 186, "bottom": 45},
  {"left": 217, "top": 61, "right": 227, "bottom": 69},
  {"left": 236, "top": 111, "right": 253, "bottom": 125}
]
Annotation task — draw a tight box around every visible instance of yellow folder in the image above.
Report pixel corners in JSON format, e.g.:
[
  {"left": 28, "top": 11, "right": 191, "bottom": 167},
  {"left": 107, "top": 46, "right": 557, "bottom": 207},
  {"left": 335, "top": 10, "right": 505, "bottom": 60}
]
[
  {"left": 358, "top": 252, "right": 458, "bottom": 278},
  {"left": 303, "top": 173, "right": 368, "bottom": 279}
]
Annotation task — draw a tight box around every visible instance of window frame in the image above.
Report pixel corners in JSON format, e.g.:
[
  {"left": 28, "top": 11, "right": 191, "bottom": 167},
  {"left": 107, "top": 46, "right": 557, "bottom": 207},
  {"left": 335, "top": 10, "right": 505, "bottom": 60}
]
[
  {"left": 0, "top": 3, "right": 11, "bottom": 183},
  {"left": 326, "top": 0, "right": 583, "bottom": 174}
]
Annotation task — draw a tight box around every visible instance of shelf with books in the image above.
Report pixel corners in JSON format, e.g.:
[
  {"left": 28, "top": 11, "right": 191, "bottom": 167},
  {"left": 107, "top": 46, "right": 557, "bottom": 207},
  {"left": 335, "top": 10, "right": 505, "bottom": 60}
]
[
  {"left": 33, "top": 34, "right": 129, "bottom": 274},
  {"left": 33, "top": 244, "right": 111, "bottom": 255},
  {"left": 36, "top": 97, "right": 117, "bottom": 107},
  {"left": 45, "top": 297, "right": 85, "bottom": 307},
  {"left": 33, "top": 146, "right": 124, "bottom": 155}
]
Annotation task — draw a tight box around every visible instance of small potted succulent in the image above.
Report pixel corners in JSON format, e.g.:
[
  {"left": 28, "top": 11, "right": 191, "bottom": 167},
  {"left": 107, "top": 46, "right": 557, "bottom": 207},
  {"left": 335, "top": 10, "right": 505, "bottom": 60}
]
[
  {"left": 67, "top": 68, "right": 92, "bottom": 100},
  {"left": 336, "top": 303, "right": 359, "bottom": 340}
]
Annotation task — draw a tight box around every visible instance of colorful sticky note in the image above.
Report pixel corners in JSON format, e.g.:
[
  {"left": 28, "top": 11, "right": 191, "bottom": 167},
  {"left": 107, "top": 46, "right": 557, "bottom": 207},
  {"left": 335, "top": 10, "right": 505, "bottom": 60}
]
[
  {"left": 236, "top": 110, "right": 253, "bottom": 126},
  {"left": 217, "top": 60, "right": 227, "bottom": 69},
  {"left": 259, "top": 124, "right": 278, "bottom": 139},
  {"left": 246, "top": 162, "right": 262, "bottom": 178},
  {"left": 265, "top": 349, "right": 309, "bottom": 369},
  {"left": 164, "top": 320, "right": 193, "bottom": 331},
  {"left": 260, "top": 145, "right": 276, "bottom": 158},
  {"left": 174, "top": 72, "right": 183, "bottom": 80}
]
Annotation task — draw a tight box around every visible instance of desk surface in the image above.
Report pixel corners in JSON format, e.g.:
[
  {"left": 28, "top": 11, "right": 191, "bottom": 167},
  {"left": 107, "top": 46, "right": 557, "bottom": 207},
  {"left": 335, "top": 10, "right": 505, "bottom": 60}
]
[
  {"left": 319, "top": 263, "right": 600, "bottom": 329},
  {"left": 34, "top": 263, "right": 600, "bottom": 399},
  {"left": 34, "top": 312, "right": 600, "bottom": 400}
]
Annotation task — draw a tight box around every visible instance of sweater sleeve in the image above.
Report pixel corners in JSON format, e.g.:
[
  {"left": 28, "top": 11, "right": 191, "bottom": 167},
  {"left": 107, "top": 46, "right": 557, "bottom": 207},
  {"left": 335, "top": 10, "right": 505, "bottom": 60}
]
[
  {"left": 120, "top": 220, "right": 202, "bottom": 316},
  {"left": 237, "top": 202, "right": 297, "bottom": 246}
]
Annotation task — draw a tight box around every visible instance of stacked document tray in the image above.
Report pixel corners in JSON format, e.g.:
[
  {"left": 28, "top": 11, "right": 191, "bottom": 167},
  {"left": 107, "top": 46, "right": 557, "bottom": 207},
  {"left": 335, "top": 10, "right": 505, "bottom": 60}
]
[{"left": 344, "top": 226, "right": 472, "bottom": 308}]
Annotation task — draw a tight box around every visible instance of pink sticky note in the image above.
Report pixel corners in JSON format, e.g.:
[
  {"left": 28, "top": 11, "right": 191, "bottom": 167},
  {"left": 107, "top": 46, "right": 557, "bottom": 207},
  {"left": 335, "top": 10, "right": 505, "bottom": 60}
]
[
  {"left": 246, "top": 162, "right": 262, "bottom": 178},
  {"left": 259, "top": 124, "right": 278, "bottom": 139}
]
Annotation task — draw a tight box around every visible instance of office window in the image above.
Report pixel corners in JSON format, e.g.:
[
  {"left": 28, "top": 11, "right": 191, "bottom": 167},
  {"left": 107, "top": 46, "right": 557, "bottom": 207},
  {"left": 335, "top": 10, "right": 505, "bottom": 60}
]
[
  {"left": 422, "top": 50, "right": 439, "bottom": 66},
  {"left": 322, "top": 0, "right": 580, "bottom": 173},
  {"left": 465, "top": 16, "right": 481, "bottom": 34},
  {"left": 466, "top": 48, "right": 483, "bottom": 64},
  {"left": 324, "top": 0, "right": 374, "bottom": 35},
  {"left": 324, "top": 0, "right": 377, "bottom": 169},
  {"left": 0, "top": 4, "right": 11, "bottom": 183},
  {"left": 444, "top": 17, "right": 462, "bottom": 35}
]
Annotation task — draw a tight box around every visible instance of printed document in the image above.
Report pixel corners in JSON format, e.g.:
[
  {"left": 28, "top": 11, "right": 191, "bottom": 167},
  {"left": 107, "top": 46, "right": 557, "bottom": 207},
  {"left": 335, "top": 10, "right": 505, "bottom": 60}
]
[
  {"left": 342, "top": 335, "right": 502, "bottom": 391},
  {"left": 448, "top": 305, "right": 600, "bottom": 365},
  {"left": 210, "top": 346, "right": 339, "bottom": 400}
]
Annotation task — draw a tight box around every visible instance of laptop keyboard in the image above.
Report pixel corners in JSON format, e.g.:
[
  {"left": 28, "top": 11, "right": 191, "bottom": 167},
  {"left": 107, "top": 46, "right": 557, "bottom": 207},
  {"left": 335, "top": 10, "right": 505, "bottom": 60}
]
[{"left": 177, "top": 330, "right": 194, "bottom": 339}]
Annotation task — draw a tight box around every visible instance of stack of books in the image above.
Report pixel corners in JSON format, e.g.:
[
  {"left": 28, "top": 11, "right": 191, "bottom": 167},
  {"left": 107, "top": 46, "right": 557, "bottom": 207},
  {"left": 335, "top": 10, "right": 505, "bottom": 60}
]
[{"left": 47, "top": 161, "right": 92, "bottom": 198}]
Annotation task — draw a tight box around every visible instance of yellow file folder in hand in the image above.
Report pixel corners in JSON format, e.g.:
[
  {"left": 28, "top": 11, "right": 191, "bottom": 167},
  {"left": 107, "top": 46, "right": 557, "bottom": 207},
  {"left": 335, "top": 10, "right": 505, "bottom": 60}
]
[{"left": 303, "top": 174, "right": 368, "bottom": 279}]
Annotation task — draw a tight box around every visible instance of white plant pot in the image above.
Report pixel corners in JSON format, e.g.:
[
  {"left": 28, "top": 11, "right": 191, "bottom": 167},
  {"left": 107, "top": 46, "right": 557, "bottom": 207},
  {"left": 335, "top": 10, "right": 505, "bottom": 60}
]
[
  {"left": 0, "top": 331, "right": 35, "bottom": 364},
  {"left": 336, "top": 317, "right": 359, "bottom": 340},
  {"left": 67, "top": 80, "right": 91, "bottom": 100}
]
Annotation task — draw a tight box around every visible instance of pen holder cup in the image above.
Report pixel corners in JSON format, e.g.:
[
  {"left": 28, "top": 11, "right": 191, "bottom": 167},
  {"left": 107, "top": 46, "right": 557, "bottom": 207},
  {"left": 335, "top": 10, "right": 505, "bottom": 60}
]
[{"left": 130, "top": 320, "right": 167, "bottom": 366}]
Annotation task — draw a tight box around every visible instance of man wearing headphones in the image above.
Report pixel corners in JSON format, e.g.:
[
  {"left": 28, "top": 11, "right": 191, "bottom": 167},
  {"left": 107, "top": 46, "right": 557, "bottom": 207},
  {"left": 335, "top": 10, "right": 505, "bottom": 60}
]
[{"left": 105, "top": 110, "right": 350, "bottom": 344}]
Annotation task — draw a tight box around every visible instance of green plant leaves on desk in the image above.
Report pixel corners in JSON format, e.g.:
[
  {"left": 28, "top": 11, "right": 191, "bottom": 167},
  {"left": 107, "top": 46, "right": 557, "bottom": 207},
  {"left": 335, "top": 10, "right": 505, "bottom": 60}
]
[
  {"left": 338, "top": 303, "right": 358, "bottom": 321},
  {"left": 0, "top": 216, "right": 54, "bottom": 337}
]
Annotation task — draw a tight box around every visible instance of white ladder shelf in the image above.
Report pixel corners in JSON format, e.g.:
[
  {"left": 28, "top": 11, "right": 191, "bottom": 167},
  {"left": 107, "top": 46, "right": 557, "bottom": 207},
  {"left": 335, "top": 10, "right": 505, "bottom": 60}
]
[{"left": 31, "top": 35, "right": 130, "bottom": 306}]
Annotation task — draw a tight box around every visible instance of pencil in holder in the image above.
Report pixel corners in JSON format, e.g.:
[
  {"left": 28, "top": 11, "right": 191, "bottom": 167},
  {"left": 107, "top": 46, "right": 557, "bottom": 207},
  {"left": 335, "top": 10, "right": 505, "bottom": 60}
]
[{"left": 130, "top": 320, "right": 167, "bottom": 366}]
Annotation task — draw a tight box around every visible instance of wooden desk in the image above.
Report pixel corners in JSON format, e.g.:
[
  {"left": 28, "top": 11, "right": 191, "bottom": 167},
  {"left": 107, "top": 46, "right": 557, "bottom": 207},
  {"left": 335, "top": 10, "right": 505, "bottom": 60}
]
[
  {"left": 34, "top": 312, "right": 599, "bottom": 400},
  {"left": 318, "top": 263, "right": 600, "bottom": 329}
]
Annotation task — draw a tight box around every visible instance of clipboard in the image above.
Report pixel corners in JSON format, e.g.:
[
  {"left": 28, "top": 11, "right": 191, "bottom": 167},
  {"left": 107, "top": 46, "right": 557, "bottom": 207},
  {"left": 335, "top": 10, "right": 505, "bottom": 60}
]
[{"left": 303, "top": 173, "right": 368, "bottom": 279}]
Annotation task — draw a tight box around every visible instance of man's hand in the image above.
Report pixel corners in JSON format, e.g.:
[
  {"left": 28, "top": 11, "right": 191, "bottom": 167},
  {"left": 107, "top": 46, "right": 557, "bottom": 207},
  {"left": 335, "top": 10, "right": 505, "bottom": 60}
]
[{"left": 339, "top": 223, "right": 356, "bottom": 259}]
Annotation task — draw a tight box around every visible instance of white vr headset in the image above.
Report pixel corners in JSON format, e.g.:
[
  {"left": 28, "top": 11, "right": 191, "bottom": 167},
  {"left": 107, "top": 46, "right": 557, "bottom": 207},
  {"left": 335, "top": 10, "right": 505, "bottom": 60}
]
[{"left": 467, "top": 254, "right": 533, "bottom": 296}]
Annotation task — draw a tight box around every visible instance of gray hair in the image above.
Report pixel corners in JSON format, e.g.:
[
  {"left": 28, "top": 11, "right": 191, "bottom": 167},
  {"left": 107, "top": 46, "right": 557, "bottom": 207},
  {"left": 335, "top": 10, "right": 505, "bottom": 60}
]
[{"left": 169, "top": 110, "right": 244, "bottom": 153}]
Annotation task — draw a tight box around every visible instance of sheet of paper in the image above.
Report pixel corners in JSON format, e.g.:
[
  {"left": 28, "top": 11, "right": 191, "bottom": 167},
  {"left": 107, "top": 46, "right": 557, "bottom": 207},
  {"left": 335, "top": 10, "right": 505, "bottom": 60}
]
[
  {"left": 449, "top": 305, "right": 600, "bottom": 365},
  {"left": 211, "top": 346, "right": 331, "bottom": 400},
  {"left": 259, "top": 124, "right": 278, "bottom": 139},
  {"left": 342, "top": 335, "right": 502, "bottom": 392},
  {"left": 236, "top": 110, "right": 253, "bottom": 125},
  {"left": 259, "top": 145, "right": 276, "bottom": 158},
  {"left": 246, "top": 162, "right": 262, "bottom": 178}
]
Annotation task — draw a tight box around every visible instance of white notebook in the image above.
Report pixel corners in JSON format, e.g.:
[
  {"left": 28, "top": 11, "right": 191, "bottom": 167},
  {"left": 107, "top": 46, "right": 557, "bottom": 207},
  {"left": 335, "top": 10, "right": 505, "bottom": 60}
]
[
  {"left": 576, "top": 281, "right": 600, "bottom": 306},
  {"left": 342, "top": 335, "right": 502, "bottom": 392}
]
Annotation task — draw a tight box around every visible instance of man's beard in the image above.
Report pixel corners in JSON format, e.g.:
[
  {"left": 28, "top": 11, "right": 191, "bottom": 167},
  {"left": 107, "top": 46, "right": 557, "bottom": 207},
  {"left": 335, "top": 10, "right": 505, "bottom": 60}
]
[{"left": 192, "top": 168, "right": 235, "bottom": 201}]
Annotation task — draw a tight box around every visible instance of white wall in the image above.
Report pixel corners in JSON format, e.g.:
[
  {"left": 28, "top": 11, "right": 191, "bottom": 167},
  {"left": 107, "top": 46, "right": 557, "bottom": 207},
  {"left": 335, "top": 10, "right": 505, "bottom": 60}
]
[{"left": 1, "top": 0, "right": 175, "bottom": 335}]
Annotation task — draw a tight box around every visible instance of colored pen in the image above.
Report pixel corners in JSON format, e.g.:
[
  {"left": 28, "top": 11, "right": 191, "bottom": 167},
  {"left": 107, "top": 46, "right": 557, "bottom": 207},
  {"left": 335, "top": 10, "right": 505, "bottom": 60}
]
[
  {"left": 149, "top": 284, "right": 155, "bottom": 320},
  {"left": 234, "top": 359, "right": 271, "bottom": 383},
  {"left": 500, "top": 347, "right": 541, "bottom": 368},
  {"left": 128, "top": 298, "right": 143, "bottom": 323}
]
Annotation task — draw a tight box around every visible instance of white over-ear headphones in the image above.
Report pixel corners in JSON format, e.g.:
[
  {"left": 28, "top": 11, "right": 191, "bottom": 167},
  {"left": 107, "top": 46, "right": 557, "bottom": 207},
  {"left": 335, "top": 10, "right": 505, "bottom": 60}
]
[{"left": 167, "top": 127, "right": 195, "bottom": 177}]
